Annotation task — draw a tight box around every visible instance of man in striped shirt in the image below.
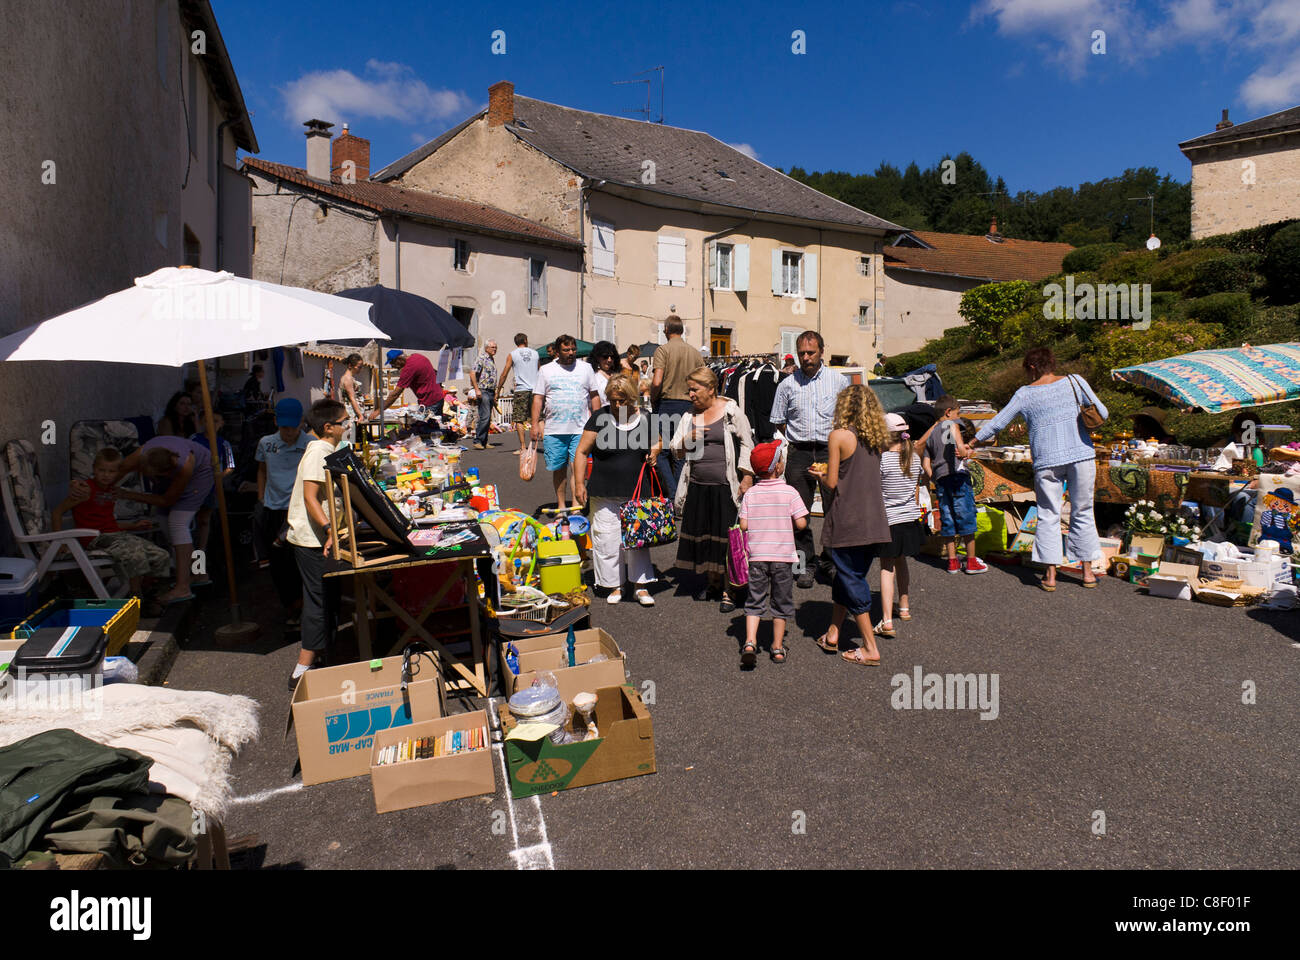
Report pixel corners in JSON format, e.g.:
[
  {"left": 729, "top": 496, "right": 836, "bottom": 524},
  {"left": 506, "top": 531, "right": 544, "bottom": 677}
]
[
  {"left": 769, "top": 330, "right": 848, "bottom": 588},
  {"left": 738, "top": 441, "right": 809, "bottom": 665}
]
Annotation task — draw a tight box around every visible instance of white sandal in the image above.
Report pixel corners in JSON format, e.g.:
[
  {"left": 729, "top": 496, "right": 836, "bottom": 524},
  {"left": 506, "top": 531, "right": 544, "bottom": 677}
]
[
  {"left": 606, "top": 589, "right": 622, "bottom": 605},
  {"left": 635, "top": 589, "right": 654, "bottom": 607}
]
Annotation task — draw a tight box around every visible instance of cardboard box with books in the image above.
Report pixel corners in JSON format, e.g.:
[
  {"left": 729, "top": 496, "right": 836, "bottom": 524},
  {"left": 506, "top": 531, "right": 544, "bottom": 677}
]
[
  {"left": 369, "top": 709, "right": 495, "bottom": 813},
  {"left": 288, "top": 656, "right": 443, "bottom": 786}
]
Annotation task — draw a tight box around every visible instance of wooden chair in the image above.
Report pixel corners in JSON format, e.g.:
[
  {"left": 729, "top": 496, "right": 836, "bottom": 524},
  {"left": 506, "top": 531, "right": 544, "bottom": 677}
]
[{"left": 1, "top": 439, "right": 119, "bottom": 599}]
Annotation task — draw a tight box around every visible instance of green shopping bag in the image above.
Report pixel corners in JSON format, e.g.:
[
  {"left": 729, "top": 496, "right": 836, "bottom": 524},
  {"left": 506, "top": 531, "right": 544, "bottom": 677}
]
[{"left": 958, "top": 505, "right": 1008, "bottom": 555}]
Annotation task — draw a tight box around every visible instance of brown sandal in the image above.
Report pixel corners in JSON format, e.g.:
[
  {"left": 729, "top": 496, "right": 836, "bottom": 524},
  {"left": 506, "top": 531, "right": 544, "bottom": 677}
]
[
  {"left": 841, "top": 647, "right": 880, "bottom": 666},
  {"left": 814, "top": 633, "right": 839, "bottom": 653}
]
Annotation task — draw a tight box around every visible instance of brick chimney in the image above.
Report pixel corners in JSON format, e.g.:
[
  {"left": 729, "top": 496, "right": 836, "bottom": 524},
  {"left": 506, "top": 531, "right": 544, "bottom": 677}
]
[
  {"left": 989, "top": 217, "right": 999, "bottom": 236},
  {"left": 488, "top": 81, "right": 514, "bottom": 127},
  {"left": 1216, "top": 108, "right": 1233, "bottom": 131},
  {"left": 331, "top": 123, "right": 370, "bottom": 180},
  {"left": 304, "top": 119, "right": 334, "bottom": 182}
]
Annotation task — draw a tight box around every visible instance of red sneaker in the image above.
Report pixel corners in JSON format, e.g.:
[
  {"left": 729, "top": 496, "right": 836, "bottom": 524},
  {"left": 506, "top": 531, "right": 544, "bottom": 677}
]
[
  {"left": 964, "top": 557, "right": 989, "bottom": 574},
  {"left": 947, "top": 558, "right": 961, "bottom": 574}
]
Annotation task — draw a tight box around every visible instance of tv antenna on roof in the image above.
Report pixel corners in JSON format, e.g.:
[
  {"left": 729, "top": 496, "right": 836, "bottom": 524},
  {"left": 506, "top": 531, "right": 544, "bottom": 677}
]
[
  {"left": 1128, "top": 193, "right": 1160, "bottom": 249},
  {"left": 613, "top": 66, "right": 664, "bottom": 123}
]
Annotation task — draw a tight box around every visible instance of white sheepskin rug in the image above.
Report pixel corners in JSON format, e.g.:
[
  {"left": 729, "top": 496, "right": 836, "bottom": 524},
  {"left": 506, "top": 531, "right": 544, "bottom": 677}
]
[{"left": 0, "top": 684, "right": 260, "bottom": 821}]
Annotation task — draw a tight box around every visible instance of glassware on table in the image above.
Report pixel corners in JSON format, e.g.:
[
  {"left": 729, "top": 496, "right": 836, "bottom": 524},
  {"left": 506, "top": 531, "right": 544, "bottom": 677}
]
[{"left": 1190, "top": 448, "right": 1204, "bottom": 464}]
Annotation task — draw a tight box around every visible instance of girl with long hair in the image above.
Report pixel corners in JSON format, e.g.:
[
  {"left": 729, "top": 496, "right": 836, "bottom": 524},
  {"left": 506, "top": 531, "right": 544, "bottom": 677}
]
[
  {"left": 809, "top": 385, "right": 892, "bottom": 665},
  {"left": 875, "top": 412, "right": 924, "bottom": 636}
]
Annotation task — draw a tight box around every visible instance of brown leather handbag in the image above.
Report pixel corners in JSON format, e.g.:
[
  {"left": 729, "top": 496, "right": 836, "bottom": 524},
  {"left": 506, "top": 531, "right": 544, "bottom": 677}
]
[{"left": 1069, "top": 375, "right": 1106, "bottom": 430}]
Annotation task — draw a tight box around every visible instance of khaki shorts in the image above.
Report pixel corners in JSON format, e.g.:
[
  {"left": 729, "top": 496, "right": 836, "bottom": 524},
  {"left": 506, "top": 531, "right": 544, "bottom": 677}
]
[{"left": 511, "top": 391, "right": 533, "bottom": 424}]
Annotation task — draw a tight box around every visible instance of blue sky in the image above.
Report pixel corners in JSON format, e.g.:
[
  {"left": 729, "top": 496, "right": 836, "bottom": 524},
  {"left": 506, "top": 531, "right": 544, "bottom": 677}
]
[{"left": 214, "top": 0, "right": 1300, "bottom": 195}]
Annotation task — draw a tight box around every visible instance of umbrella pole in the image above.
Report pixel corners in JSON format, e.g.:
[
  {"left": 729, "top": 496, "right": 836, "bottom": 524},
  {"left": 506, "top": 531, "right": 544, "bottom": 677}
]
[{"left": 198, "top": 362, "right": 259, "bottom": 643}]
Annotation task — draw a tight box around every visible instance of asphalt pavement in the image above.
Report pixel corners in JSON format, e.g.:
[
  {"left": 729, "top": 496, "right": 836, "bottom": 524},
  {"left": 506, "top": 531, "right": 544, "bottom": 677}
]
[{"left": 166, "top": 432, "right": 1300, "bottom": 869}]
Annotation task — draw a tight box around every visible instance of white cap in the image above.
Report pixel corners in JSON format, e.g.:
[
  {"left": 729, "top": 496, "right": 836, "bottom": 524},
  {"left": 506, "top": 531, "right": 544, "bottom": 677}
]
[{"left": 885, "top": 413, "right": 909, "bottom": 433}]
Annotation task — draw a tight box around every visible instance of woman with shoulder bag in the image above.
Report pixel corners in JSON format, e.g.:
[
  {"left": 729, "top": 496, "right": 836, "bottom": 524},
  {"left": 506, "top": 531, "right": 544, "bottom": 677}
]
[
  {"left": 573, "top": 374, "right": 658, "bottom": 607},
  {"left": 972, "top": 347, "right": 1109, "bottom": 591},
  {"left": 669, "top": 366, "right": 755, "bottom": 613}
]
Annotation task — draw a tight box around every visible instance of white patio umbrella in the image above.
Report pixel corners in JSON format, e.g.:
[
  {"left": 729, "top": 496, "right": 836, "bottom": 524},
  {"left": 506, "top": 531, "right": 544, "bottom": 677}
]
[{"left": 0, "top": 266, "right": 390, "bottom": 641}]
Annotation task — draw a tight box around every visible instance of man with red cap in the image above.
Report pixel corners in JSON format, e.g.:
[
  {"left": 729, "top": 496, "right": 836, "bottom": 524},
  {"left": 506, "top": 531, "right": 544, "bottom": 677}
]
[{"left": 737, "top": 440, "right": 809, "bottom": 666}]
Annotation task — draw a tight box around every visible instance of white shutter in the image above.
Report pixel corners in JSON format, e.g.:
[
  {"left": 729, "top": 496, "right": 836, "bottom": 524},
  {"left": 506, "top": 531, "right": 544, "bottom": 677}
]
[
  {"left": 593, "top": 221, "right": 615, "bottom": 277},
  {"left": 593, "top": 313, "right": 616, "bottom": 343},
  {"left": 734, "top": 243, "right": 749, "bottom": 291},
  {"left": 780, "top": 331, "right": 798, "bottom": 356},
  {"left": 658, "top": 235, "right": 686, "bottom": 286},
  {"left": 771, "top": 249, "right": 782, "bottom": 295},
  {"left": 656, "top": 322, "right": 666, "bottom": 344},
  {"left": 708, "top": 243, "right": 718, "bottom": 289},
  {"left": 804, "top": 253, "right": 818, "bottom": 299},
  {"left": 538, "top": 261, "right": 548, "bottom": 312}
]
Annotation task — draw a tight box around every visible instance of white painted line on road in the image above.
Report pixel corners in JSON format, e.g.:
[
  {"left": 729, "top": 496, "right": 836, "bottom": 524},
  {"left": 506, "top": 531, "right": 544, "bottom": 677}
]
[
  {"left": 230, "top": 782, "right": 304, "bottom": 806},
  {"left": 490, "top": 698, "right": 555, "bottom": 870}
]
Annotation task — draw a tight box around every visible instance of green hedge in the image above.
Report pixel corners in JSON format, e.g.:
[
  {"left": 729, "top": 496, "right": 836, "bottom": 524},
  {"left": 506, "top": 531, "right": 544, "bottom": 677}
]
[
  {"left": 1150, "top": 247, "right": 1233, "bottom": 293},
  {"left": 1262, "top": 223, "right": 1300, "bottom": 304},
  {"left": 958, "top": 279, "right": 1037, "bottom": 351},
  {"left": 1185, "top": 292, "right": 1256, "bottom": 337},
  {"left": 1184, "top": 218, "right": 1300, "bottom": 256},
  {"left": 1091, "top": 320, "right": 1223, "bottom": 383},
  {"left": 1096, "top": 250, "right": 1160, "bottom": 285},
  {"left": 1184, "top": 253, "right": 1259, "bottom": 298},
  {"left": 1062, "top": 243, "right": 1125, "bottom": 273}
]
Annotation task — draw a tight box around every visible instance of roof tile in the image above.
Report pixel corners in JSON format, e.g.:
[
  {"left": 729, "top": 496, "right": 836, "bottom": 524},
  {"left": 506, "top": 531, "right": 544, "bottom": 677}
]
[{"left": 884, "top": 231, "right": 1073, "bottom": 282}]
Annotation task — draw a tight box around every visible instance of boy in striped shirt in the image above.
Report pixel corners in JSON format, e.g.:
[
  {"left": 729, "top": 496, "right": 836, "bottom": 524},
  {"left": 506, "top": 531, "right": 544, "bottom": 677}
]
[{"left": 738, "top": 441, "right": 809, "bottom": 666}]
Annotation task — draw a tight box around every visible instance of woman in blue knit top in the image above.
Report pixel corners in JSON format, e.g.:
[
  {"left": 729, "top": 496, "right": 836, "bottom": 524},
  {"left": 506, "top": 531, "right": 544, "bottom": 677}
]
[{"left": 974, "top": 347, "right": 1108, "bottom": 591}]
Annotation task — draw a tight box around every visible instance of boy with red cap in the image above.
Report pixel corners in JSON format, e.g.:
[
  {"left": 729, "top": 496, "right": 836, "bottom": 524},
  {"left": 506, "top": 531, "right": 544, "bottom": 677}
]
[{"left": 737, "top": 440, "right": 808, "bottom": 665}]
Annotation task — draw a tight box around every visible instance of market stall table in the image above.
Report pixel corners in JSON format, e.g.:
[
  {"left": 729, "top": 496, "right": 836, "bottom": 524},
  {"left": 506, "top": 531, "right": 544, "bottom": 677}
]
[{"left": 969, "top": 453, "right": 1249, "bottom": 510}]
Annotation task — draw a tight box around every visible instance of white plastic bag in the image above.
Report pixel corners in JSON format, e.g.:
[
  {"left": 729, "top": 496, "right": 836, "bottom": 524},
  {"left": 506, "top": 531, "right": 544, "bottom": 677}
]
[{"left": 519, "top": 441, "right": 537, "bottom": 481}]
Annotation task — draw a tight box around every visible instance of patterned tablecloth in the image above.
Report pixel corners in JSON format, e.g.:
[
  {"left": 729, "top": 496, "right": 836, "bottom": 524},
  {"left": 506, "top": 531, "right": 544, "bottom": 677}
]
[{"left": 969, "top": 457, "right": 1240, "bottom": 511}]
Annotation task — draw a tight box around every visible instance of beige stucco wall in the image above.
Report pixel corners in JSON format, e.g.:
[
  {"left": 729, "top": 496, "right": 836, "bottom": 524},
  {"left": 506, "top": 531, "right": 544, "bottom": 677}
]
[
  {"left": 584, "top": 192, "right": 886, "bottom": 362},
  {"left": 1188, "top": 134, "right": 1300, "bottom": 238},
  {"left": 247, "top": 170, "right": 381, "bottom": 291},
  {"left": 0, "top": 0, "right": 251, "bottom": 510},
  {"left": 883, "top": 270, "right": 978, "bottom": 355},
  {"left": 393, "top": 121, "right": 582, "bottom": 236},
  {"left": 377, "top": 219, "right": 581, "bottom": 383}
]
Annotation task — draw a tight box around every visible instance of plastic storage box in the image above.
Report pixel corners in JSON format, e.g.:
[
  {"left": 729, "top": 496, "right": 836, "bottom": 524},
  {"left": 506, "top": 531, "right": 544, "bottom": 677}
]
[
  {"left": 9, "top": 625, "right": 108, "bottom": 697},
  {"left": 537, "top": 540, "right": 583, "bottom": 595},
  {"left": 0, "top": 558, "right": 39, "bottom": 630},
  {"left": 8, "top": 597, "right": 141, "bottom": 656}
]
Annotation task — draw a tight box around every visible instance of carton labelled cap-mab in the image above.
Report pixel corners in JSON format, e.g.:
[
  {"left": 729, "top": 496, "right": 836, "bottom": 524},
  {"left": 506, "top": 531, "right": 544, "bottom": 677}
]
[{"left": 288, "top": 655, "right": 443, "bottom": 786}]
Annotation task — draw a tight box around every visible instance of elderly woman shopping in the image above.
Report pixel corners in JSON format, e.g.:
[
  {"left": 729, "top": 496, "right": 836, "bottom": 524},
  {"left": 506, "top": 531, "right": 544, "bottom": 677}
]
[
  {"left": 573, "top": 374, "right": 659, "bottom": 606},
  {"left": 669, "top": 365, "right": 755, "bottom": 613},
  {"left": 973, "top": 347, "right": 1108, "bottom": 590}
]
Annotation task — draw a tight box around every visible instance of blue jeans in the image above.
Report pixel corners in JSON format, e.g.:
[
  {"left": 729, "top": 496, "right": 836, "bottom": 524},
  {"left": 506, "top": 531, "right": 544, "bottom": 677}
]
[
  {"left": 935, "top": 473, "right": 977, "bottom": 538},
  {"left": 474, "top": 389, "right": 494, "bottom": 446},
  {"left": 653, "top": 398, "right": 693, "bottom": 500},
  {"left": 830, "top": 545, "right": 874, "bottom": 617},
  {"left": 1033, "top": 458, "right": 1100, "bottom": 567}
]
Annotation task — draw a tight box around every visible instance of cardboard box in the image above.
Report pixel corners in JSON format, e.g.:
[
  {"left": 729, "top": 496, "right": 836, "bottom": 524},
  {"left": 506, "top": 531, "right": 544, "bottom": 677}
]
[
  {"left": 1059, "top": 537, "right": 1123, "bottom": 575},
  {"left": 1201, "top": 554, "right": 1291, "bottom": 590},
  {"left": 500, "top": 628, "right": 626, "bottom": 698},
  {"left": 1146, "top": 575, "right": 1193, "bottom": 600},
  {"left": 288, "top": 656, "right": 443, "bottom": 786},
  {"left": 369, "top": 710, "right": 494, "bottom": 813},
  {"left": 500, "top": 685, "right": 655, "bottom": 799},
  {"left": 1128, "top": 534, "right": 1166, "bottom": 558}
]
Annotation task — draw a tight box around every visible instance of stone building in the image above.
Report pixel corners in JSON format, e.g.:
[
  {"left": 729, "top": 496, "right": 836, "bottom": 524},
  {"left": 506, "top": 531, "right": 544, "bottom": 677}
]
[
  {"left": 244, "top": 122, "right": 583, "bottom": 363},
  {"left": 883, "top": 223, "right": 1073, "bottom": 355},
  {"left": 0, "top": 0, "right": 256, "bottom": 492},
  {"left": 1180, "top": 105, "right": 1300, "bottom": 239},
  {"left": 372, "top": 82, "right": 905, "bottom": 361}
]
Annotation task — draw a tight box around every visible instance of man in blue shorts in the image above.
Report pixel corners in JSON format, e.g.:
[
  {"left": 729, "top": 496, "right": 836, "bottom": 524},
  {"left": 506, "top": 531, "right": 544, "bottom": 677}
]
[{"left": 530, "top": 334, "right": 599, "bottom": 510}]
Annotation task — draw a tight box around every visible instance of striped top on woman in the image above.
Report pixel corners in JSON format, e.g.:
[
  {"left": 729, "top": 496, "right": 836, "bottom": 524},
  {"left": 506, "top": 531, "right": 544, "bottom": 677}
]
[{"left": 880, "top": 451, "right": 921, "bottom": 526}]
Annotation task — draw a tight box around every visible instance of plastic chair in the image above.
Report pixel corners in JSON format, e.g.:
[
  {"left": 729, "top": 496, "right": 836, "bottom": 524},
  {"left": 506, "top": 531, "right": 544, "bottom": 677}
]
[{"left": 1, "top": 439, "right": 118, "bottom": 599}]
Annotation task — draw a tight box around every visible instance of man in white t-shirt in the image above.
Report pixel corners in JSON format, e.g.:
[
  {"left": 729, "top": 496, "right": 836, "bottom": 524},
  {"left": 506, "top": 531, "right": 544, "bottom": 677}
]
[
  {"left": 498, "top": 332, "right": 540, "bottom": 453},
  {"left": 530, "top": 334, "right": 599, "bottom": 510}
]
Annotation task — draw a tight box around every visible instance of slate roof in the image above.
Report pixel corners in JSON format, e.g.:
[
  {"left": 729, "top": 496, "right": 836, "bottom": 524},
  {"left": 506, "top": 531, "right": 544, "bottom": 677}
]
[
  {"left": 241, "top": 158, "right": 582, "bottom": 249},
  {"left": 374, "top": 94, "right": 907, "bottom": 234},
  {"left": 884, "top": 231, "right": 1073, "bottom": 283},
  {"left": 1180, "top": 105, "right": 1300, "bottom": 151}
]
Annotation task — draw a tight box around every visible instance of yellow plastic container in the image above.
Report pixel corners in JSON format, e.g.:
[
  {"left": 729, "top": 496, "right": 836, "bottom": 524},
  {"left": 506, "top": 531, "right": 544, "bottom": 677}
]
[{"left": 537, "top": 540, "right": 583, "bottom": 595}]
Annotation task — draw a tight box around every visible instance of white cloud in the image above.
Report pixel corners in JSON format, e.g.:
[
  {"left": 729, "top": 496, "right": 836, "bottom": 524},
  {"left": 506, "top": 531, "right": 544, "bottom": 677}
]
[
  {"left": 1163, "top": 0, "right": 1234, "bottom": 39},
  {"left": 410, "top": 132, "right": 429, "bottom": 145},
  {"left": 280, "top": 60, "right": 474, "bottom": 128},
  {"left": 727, "top": 142, "right": 759, "bottom": 160},
  {"left": 1240, "top": 56, "right": 1300, "bottom": 111},
  {"left": 972, "top": 0, "right": 1144, "bottom": 76}
]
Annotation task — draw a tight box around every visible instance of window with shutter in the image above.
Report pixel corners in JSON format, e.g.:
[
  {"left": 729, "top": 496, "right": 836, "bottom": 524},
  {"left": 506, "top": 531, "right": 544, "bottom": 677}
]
[
  {"left": 780, "top": 251, "right": 803, "bottom": 296},
  {"left": 780, "top": 330, "right": 799, "bottom": 356},
  {"left": 655, "top": 323, "right": 666, "bottom": 344},
  {"left": 529, "top": 259, "right": 548, "bottom": 312},
  {"left": 713, "top": 243, "right": 733, "bottom": 290},
  {"left": 658, "top": 236, "right": 686, "bottom": 287},
  {"left": 592, "top": 313, "right": 616, "bottom": 343},
  {"left": 592, "top": 221, "right": 615, "bottom": 277}
]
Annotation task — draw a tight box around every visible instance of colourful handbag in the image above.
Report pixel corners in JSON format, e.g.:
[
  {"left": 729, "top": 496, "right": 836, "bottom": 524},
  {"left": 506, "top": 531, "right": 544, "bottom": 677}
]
[
  {"left": 619, "top": 464, "right": 678, "bottom": 549},
  {"left": 726, "top": 524, "right": 749, "bottom": 589}
]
